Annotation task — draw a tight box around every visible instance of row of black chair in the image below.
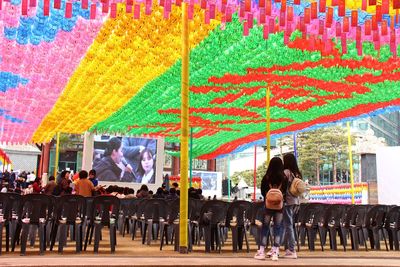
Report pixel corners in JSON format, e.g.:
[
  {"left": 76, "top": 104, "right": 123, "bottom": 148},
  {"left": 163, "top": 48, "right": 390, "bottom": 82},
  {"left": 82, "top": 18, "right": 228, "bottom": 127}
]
[
  {"left": 294, "top": 203, "right": 400, "bottom": 252},
  {"left": 0, "top": 193, "right": 120, "bottom": 255},
  {"left": 1, "top": 193, "right": 399, "bottom": 255}
]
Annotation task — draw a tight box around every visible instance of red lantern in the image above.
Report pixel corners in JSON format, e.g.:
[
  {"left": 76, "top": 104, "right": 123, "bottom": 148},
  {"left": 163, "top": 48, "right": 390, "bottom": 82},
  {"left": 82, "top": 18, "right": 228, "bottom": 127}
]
[
  {"left": 90, "top": 3, "right": 96, "bottom": 19},
  {"left": 304, "top": 8, "right": 310, "bottom": 24},
  {"left": 82, "top": 0, "right": 88, "bottom": 9},
  {"left": 362, "top": 0, "right": 367, "bottom": 10},
  {"left": 243, "top": 21, "right": 249, "bottom": 36},
  {"left": 201, "top": 0, "right": 206, "bottom": 9},
  {"left": 248, "top": 13, "right": 254, "bottom": 28},
  {"left": 381, "top": 20, "right": 388, "bottom": 35},
  {"left": 376, "top": 5, "right": 382, "bottom": 22},
  {"left": 259, "top": 8, "right": 266, "bottom": 23},
  {"left": 245, "top": 0, "right": 251, "bottom": 12},
  {"left": 372, "top": 15, "right": 377, "bottom": 30},
  {"left": 336, "top": 22, "right": 342, "bottom": 36},
  {"left": 110, "top": 3, "right": 117, "bottom": 18},
  {"left": 365, "top": 20, "right": 371, "bottom": 35},
  {"left": 281, "top": 0, "right": 286, "bottom": 12},
  {"left": 343, "top": 17, "right": 349, "bottom": 32},
  {"left": 311, "top": 2, "right": 317, "bottom": 19},
  {"left": 102, "top": 0, "right": 109, "bottom": 14},
  {"left": 319, "top": 19, "right": 324, "bottom": 34},
  {"left": 394, "top": 0, "right": 400, "bottom": 9},
  {"left": 65, "top": 2, "right": 72, "bottom": 18},
  {"left": 338, "top": 0, "right": 345, "bottom": 16},
  {"left": 319, "top": 0, "right": 326, "bottom": 12},
  {"left": 44, "top": 0, "right": 50, "bottom": 15},
  {"left": 54, "top": 0, "right": 61, "bottom": 9},
  {"left": 266, "top": 0, "right": 271, "bottom": 15},
  {"left": 382, "top": 0, "right": 389, "bottom": 14},
  {"left": 280, "top": 11, "right": 285, "bottom": 26},
  {"left": 351, "top": 10, "right": 358, "bottom": 27},
  {"left": 287, "top": 6, "right": 293, "bottom": 21},
  {"left": 326, "top": 7, "right": 333, "bottom": 26}
]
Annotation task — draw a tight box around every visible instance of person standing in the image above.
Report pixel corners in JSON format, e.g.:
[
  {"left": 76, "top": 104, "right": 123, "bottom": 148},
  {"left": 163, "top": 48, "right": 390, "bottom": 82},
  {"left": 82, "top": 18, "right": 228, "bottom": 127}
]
[
  {"left": 281, "top": 153, "right": 302, "bottom": 259},
  {"left": 255, "top": 157, "right": 288, "bottom": 261}
]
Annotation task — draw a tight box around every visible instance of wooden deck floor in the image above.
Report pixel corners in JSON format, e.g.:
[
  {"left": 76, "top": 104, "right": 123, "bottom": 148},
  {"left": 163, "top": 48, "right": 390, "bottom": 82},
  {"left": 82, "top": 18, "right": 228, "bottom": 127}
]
[{"left": 1, "top": 227, "right": 399, "bottom": 266}]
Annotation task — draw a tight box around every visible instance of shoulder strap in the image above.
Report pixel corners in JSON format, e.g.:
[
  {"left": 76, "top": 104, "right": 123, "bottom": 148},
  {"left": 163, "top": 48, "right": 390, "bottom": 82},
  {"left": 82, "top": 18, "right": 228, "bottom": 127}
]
[{"left": 269, "top": 183, "right": 282, "bottom": 190}]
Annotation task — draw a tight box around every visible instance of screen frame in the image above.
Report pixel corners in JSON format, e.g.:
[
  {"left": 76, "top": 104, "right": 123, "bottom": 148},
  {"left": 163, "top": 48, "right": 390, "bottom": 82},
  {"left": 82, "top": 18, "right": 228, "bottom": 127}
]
[{"left": 94, "top": 136, "right": 165, "bottom": 192}]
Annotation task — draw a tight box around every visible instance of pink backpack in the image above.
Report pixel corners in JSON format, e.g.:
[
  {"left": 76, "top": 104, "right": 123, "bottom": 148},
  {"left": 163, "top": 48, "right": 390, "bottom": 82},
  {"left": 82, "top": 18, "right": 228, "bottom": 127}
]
[{"left": 265, "top": 183, "right": 283, "bottom": 210}]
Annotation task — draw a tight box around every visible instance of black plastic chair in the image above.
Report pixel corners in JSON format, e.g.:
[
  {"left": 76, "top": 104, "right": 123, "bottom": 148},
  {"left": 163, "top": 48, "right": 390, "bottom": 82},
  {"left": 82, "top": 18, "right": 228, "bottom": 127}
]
[
  {"left": 0, "top": 193, "right": 22, "bottom": 254},
  {"left": 84, "top": 195, "right": 120, "bottom": 253},
  {"left": 131, "top": 199, "right": 146, "bottom": 241},
  {"left": 297, "top": 203, "right": 323, "bottom": 251},
  {"left": 17, "top": 194, "right": 54, "bottom": 255},
  {"left": 140, "top": 199, "right": 168, "bottom": 245},
  {"left": 225, "top": 200, "right": 252, "bottom": 252},
  {"left": 118, "top": 198, "right": 138, "bottom": 237},
  {"left": 363, "top": 205, "right": 388, "bottom": 251},
  {"left": 385, "top": 206, "right": 400, "bottom": 250},
  {"left": 319, "top": 204, "right": 347, "bottom": 251},
  {"left": 160, "top": 199, "right": 180, "bottom": 251},
  {"left": 348, "top": 205, "right": 369, "bottom": 250},
  {"left": 188, "top": 199, "right": 205, "bottom": 246},
  {"left": 198, "top": 200, "right": 228, "bottom": 253},
  {"left": 50, "top": 195, "right": 85, "bottom": 253},
  {"left": 248, "top": 201, "right": 264, "bottom": 247}
]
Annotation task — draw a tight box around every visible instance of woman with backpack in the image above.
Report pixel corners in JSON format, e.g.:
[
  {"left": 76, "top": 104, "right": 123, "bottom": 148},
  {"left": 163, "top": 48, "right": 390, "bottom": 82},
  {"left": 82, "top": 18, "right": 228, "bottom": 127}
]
[
  {"left": 281, "top": 153, "right": 305, "bottom": 259},
  {"left": 255, "top": 157, "right": 288, "bottom": 261}
]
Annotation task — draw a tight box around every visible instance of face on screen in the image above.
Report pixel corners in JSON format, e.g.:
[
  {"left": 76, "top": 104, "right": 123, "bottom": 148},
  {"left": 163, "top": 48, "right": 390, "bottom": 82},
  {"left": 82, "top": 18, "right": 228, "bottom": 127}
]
[
  {"left": 141, "top": 151, "right": 154, "bottom": 174},
  {"left": 93, "top": 136, "right": 158, "bottom": 184},
  {"left": 112, "top": 147, "right": 123, "bottom": 164}
]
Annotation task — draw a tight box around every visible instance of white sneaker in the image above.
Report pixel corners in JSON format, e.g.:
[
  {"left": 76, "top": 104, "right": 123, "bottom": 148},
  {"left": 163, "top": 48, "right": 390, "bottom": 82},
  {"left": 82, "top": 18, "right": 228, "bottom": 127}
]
[
  {"left": 266, "top": 247, "right": 274, "bottom": 257},
  {"left": 283, "top": 249, "right": 298, "bottom": 259},
  {"left": 254, "top": 250, "right": 266, "bottom": 260},
  {"left": 271, "top": 249, "right": 279, "bottom": 261}
]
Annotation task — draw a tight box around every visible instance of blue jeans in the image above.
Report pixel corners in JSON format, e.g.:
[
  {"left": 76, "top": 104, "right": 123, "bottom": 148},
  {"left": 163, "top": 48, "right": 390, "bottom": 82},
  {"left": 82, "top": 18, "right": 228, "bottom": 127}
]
[
  {"left": 281, "top": 205, "right": 296, "bottom": 252},
  {"left": 259, "top": 209, "right": 283, "bottom": 248}
]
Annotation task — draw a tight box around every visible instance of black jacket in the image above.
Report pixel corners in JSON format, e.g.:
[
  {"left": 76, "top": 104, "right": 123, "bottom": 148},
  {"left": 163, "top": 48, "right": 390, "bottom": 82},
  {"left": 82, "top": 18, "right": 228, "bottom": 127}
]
[{"left": 93, "top": 156, "right": 122, "bottom": 182}]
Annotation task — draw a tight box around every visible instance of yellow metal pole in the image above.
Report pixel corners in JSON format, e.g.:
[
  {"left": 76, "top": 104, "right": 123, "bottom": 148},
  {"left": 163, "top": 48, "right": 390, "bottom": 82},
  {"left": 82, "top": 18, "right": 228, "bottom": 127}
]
[
  {"left": 347, "top": 122, "right": 355, "bottom": 204},
  {"left": 54, "top": 132, "right": 60, "bottom": 178},
  {"left": 266, "top": 87, "right": 271, "bottom": 162},
  {"left": 179, "top": 2, "right": 189, "bottom": 253}
]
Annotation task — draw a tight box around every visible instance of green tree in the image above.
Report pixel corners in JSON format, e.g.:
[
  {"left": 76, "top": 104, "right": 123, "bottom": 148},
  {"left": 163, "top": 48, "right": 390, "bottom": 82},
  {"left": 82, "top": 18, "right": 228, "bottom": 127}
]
[
  {"left": 231, "top": 159, "right": 268, "bottom": 188},
  {"left": 57, "top": 133, "right": 83, "bottom": 152},
  {"left": 296, "top": 126, "right": 356, "bottom": 185}
]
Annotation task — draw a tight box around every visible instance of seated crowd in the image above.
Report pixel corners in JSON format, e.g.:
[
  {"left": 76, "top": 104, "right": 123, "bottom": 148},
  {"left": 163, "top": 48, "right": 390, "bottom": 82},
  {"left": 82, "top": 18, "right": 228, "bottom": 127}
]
[{"left": 0, "top": 169, "right": 206, "bottom": 200}]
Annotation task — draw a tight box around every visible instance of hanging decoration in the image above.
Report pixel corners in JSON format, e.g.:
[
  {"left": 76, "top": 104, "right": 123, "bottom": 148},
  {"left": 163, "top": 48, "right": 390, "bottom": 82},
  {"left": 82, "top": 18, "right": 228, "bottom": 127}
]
[
  {"left": 2, "top": 0, "right": 400, "bottom": 56},
  {"left": 90, "top": 17, "right": 400, "bottom": 159},
  {"left": 308, "top": 182, "right": 368, "bottom": 204},
  {"left": 0, "top": 1, "right": 399, "bottom": 160},
  {"left": 0, "top": 0, "right": 103, "bottom": 143},
  {"left": 32, "top": 3, "right": 219, "bottom": 142}
]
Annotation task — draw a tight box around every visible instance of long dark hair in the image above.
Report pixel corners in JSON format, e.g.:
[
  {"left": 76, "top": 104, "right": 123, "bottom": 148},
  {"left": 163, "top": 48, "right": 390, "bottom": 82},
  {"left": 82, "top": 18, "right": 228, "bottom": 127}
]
[
  {"left": 283, "top": 153, "right": 302, "bottom": 179},
  {"left": 263, "top": 157, "right": 285, "bottom": 187}
]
